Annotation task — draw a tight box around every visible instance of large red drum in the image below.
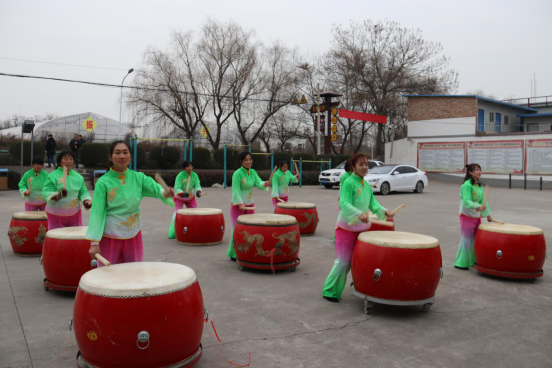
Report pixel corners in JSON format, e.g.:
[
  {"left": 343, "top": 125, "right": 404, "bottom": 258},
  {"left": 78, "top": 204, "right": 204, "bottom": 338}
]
[
  {"left": 8, "top": 211, "right": 48, "bottom": 256},
  {"left": 367, "top": 213, "right": 395, "bottom": 231},
  {"left": 73, "top": 262, "right": 204, "bottom": 368},
  {"left": 351, "top": 231, "right": 442, "bottom": 313},
  {"left": 175, "top": 208, "right": 225, "bottom": 245},
  {"left": 274, "top": 202, "right": 319, "bottom": 236},
  {"left": 474, "top": 223, "right": 546, "bottom": 279},
  {"left": 42, "top": 226, "right": 94, "bottom": 292},
  {"left": 234, "top": 214, "right": 300, "bottom": 271}
]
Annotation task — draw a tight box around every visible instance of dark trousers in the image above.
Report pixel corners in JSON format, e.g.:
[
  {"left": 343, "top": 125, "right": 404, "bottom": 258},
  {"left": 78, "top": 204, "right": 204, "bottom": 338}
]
[
  {"left": 47, "top": 154, "right": 55, "bottom": 167},
  {"left": 71, "top": 151, "right": 79, "bottom": 166}
]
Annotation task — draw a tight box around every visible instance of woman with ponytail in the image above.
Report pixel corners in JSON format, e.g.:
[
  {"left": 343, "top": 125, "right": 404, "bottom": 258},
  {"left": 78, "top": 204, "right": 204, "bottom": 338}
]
[{"left": 454, "top": 163, "right": 493, "bottom": 270}]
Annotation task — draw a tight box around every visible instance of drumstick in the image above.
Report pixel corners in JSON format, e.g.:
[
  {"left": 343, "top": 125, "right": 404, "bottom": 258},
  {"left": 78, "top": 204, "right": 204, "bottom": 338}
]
[
  {"left": 277, "top": 198, "right": 285, "bottom": 203},
  {"left": 95, "top": 254, "right": 111, "bottom": 267},
  {"left": 481, "top": 184, "right": 490, "bottom": 208},
  {"left": 490, "top": 219, "right": 505, "bottom": 225},
  {"left": 293, "top": 161, "right": 299, "bottom": 176},
  {"left": 390, "top": 204, "right": 405, "bottom": 216},
  {"left": 28, "top": 182, "right": 33, "bottom": 193},
  {"left": 370, "top": 219, "right": 394, "bottom": 228},
  {"left": 243, "top": 207, "right": 257, "bottom": 210},
  {"left": 62, "top": 166, "right": 67, "bottom": 190},
  {"left": 154, "top": 173, "right": 169, "bottom": 191},
  {"left": 185, "top": 174, "right": 191, "bottom": 194},
  {"left": 267, "top": 166, "right": 278, "bottom": 185}
]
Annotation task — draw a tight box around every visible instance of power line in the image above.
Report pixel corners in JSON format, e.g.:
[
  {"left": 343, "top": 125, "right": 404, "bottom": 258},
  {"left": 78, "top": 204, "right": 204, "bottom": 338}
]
[
  {"left": 0, "top": 72, "right": 293, "bottom": 104},
  {"left": 0, "top": 56, "right": 127, "bottom": 71}
]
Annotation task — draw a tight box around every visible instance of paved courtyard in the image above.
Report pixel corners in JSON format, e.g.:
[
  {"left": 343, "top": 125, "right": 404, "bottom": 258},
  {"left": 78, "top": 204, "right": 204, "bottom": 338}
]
[{"left": 1, "top": 181, "right": 551, "bottom": 368}]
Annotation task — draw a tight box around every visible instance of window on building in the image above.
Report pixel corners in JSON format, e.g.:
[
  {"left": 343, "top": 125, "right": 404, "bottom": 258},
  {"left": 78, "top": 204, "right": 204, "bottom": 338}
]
[
  {"left": 504, "top": 116, "right": 509, "bottom": 126},
  {"left": 489, "top": 112, "right": 495, "bottom": 122}
]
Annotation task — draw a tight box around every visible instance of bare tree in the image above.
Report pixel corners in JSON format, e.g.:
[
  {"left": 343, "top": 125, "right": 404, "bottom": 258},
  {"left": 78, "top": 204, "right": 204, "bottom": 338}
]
[{"left": 327, "top": 20, "right": 458, "bottom": 159}]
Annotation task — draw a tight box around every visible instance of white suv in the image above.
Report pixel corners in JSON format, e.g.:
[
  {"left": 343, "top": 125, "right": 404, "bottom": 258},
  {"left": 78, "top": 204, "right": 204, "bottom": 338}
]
[{"left": 319, "top": 160, "right": 385, "bottom": 189}]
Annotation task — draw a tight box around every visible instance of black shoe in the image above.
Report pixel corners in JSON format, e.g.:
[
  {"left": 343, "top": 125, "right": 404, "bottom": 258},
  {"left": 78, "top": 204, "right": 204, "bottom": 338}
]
[
  {"left": 323, "top": 296, "right": 339, "bottom": 303},
  {"left": 230, "top": 257, "right": 236, "bottom": 262},
  {"left": 454, "top": 266, "right": 469, "bottom": 270}
]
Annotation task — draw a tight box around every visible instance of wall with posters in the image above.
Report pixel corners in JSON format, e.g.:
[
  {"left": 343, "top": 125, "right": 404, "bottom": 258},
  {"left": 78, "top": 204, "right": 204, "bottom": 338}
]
[
  {"left": 386, "top": 133, "right": 552, "bottom": 178},
  {"left": 526, "top": 139, "right": 552, "bottom": 175},
  {"left": 417, "top": 142, "right": 465, "bottom": 173}
]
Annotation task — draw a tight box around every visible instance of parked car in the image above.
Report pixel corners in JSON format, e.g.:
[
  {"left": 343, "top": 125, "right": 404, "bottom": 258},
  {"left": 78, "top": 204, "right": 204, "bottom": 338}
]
[
  {"left": 365, "top": 164, "right": 428, "bottom": 195},
  {"left": 319, "top": 160, "right": 385, "bottom": 189}
]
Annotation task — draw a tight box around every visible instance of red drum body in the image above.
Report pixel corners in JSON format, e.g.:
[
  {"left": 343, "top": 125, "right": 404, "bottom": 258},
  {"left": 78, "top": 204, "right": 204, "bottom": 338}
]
[
  {"left": 74, "top": 263, "right": 204, "bottom": 368},
  {"left": 275, "top": 202, "right": 319, "bottom": 236},
  {"left": 175, "top": 208, "right": 225, "bottom": 245},
  {"left": 351, "top": 231, "right": 442, "bottom": 312},
  {"left": 367, "top": 214, "right": 395, "bottom": 232},
  {"left": 8, "top": 211, "right": 48, "bottom": 256},
  {"left": 233, "top": 214, "right": 300, "bottom": 271},
  {"left": 474, "top": 223, "right": 546, "bottom": 279},
  {"left": 42, "top": 226, "right": 94, "bottom": 292}
]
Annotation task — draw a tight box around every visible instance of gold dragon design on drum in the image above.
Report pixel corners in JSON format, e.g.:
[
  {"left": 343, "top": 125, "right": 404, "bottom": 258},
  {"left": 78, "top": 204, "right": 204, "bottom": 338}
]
[
  {"left": 235, "top": 231, "right": 266, "bottom": 255},
  {"left": 272, "top": 230, "right": 299, "bottom": 255},
  {"left": 8, "top": 226, "right": 28, "bottom": 247},
  {"left": 297, "top": 212, "right": 318, "bottom": 229},
  {"left": 35, "top": 224, "right": 47, "bottom": 246}
]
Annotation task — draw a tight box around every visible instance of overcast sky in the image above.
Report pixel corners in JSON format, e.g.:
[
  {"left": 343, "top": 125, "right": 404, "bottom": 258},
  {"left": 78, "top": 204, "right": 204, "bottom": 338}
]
[{"left": 1, "top": 0, "right": 550, "bottom": 122}]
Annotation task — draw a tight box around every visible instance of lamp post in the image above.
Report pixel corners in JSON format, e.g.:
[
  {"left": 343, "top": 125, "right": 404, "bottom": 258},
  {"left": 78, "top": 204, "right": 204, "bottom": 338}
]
[{"left": 118, "top": 68, "right": 134, "bottom": 139}]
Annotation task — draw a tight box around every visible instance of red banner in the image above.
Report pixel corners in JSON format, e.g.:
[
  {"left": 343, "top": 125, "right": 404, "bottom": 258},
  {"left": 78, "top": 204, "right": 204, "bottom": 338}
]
[{"left": 338, "top": 109, "right": 387, "bottom": 124}]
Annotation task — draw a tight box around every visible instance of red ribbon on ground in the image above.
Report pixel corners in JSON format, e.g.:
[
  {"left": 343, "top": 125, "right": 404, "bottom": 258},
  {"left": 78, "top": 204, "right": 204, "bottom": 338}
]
[{"left": 204, "top": 315, "right": 251, "bottom": 367}]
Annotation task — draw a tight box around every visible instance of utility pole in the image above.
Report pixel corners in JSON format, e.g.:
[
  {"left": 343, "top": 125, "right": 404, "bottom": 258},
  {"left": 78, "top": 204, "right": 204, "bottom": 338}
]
[{"left": 316, "top": 84, "right": 321, "bottom": 155}]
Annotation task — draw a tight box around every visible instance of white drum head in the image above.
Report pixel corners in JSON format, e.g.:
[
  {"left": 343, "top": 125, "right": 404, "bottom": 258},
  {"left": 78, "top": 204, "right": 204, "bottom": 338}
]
[
  {"left": 358, "top": 231, "right": 439, "bottom": 249},
  {"left": 46, "top": 226, "right": 88, "bottom": 240},
  {"left": 276, "top": 202, "right": 316, "bottom": 209},
  {"left": 12, "top": 211, "right": 47, "bottom": 220},
  {"left": 238, "top": 214, "right": 297, "bottom": 226},
  {"left": 177, "top": 208, "right": 223, "bottom": 216},
  {"left": 79, "top": 262, "right": 197, "bottom": 297},
  {"left": 479, "top": 223, "right": 543, "bottom": 235}
]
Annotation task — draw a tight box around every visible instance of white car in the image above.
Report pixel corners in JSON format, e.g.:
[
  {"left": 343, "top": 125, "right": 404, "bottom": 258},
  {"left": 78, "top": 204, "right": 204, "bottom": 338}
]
[
  {"left": 365, "top": 164, "right": 428, "bottom": 195},
  {"left": 319, "top": 160, "right": 385, "bottom": 189}
]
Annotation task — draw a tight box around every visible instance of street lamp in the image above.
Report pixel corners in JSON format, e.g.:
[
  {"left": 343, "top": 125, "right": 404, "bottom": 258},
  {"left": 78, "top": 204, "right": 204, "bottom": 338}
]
[{"left": 118, "top": 68, "right": 134, "bottom": 139}]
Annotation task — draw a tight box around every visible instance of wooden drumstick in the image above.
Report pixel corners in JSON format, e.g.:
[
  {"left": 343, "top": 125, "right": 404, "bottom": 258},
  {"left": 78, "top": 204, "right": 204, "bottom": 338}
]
[
  {"left": 62, "top": 166, "right": 68, "bottom": 190},
  {"left": 370, "top": 219, "right": 395, "bottom": 228},
  {"left": 390, "top": 204, "right": 405, "bottom": 216},
  {"left": 490, "top": 219, "right": 505, "bottom": 225},
  {"left": 293, "top": 161, "right": 299, "bottom": 176},
  {"left": 185, "top": 174, "right": 191, "bottom": 194},
  {"left": 481, "top": 184, "right": 490, "bottom": 208},
  {"left": 28, "top": 182, "right": 33, "bottom": 194},
  {"left": 95, "top": 254, "right": 111, "bottom": 267},
  {"left": 277, "top": 198, "right": 285, "bottom": 203},
  {"left": 154, "top": 173, "right": 169, "bottom": 190},
  {"left": 267, "top": 166, "right": 278, "bottom": 186},
  {"left": 243, "top": 207, "right": 257, "bottom": 211}
]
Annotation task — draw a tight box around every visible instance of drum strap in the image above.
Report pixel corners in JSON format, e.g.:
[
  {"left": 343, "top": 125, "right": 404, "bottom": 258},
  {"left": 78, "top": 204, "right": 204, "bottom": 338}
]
[{"left": 204, "top": 314, "right": 251, "bottom": 367}]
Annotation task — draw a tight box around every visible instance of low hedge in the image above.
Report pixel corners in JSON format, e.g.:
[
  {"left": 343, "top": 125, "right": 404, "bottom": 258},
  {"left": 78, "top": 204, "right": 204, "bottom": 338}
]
[
  {"left": 8, "top": 170, "right": 21, "bottom": 189},
  {"left": 142, "top": 169, "right": 321, "bottom": 188},
  {"left": 191, "top": 147, "right": 211, "bottom": 169},
  {"left": 0, "top": 153, "right": 19, "bottom": 166},
  {"left": 8, "top": 140, "right": 45, "bottom": 165},
  {"left": 80, "top": 143, "right": 110, "bottom": 167},
  {"left": 149, "top": 146, "right": 180, "bottom": 169}
]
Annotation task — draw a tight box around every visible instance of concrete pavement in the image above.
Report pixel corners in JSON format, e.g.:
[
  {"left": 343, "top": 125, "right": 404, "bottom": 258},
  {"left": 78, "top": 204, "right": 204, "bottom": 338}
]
[{"left": 1, "top": 181, "right": 551, "bottom": 368}]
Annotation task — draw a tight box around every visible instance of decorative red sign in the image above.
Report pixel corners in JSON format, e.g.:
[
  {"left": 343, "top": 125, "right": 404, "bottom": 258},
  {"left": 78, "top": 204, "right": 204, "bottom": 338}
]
[{"left": 338, "top": 109, "right": 387, "bottom": 124}]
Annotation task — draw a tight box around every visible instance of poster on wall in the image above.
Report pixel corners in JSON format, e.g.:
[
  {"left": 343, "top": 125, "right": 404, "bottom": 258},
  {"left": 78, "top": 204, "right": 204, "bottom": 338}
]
[
  {"left": 525, "top": 139, "right": 552, "bottom": 176},
  {"left": 417, "top": 142, "right": 465, "bottom": 173},
  {"left": 466, "top": 140, "right": 524, "bottom": 174}
]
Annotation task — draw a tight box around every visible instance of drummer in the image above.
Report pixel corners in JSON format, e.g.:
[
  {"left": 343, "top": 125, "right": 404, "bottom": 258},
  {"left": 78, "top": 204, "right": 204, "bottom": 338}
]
[
  {"left": 226, "top": 151, "right": 270, "bottom": 261},
  {"left": 271, "top": 160, "right": 299, "bottom": 210},
  {"left": 42, "top": 151, "right": 91, "bottom": 230},
  {"left": 18, "top": 156, "right": 48, "bottom": 211},
  {"left": 168, "top": 160, "right": 202, "bottom": 239},
  {"left": 87, "top": 141, "right": 174, "bottom": 266},
  {"left": 339, "top": 158, "right": 353, "bottom": 188},
  {"left": 454, "top": 163, "right": 493, "bottom": 270},
  {"left": 322, "top": 153, "right": 393, "bottom": 303}
]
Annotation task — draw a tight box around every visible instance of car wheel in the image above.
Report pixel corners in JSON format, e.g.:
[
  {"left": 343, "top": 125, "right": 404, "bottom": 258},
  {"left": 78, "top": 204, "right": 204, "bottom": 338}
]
[
  {"left": 415, "top": 181, "right": 424, "bottom": 193},
  {"left": 323, "top": 184, "right": 334, "bottom": 189},
  {"left": 380, "top": 182, "right": 390, "bottom": 195}
]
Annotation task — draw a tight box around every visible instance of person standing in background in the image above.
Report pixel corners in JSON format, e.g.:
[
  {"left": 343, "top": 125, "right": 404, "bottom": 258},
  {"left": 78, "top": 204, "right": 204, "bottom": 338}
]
[
  {"left": 69, "top": 134, "right": 80, "bottom": 167},
  {"left": 46, "top": 134, "right": 56, "bottom": 168}
]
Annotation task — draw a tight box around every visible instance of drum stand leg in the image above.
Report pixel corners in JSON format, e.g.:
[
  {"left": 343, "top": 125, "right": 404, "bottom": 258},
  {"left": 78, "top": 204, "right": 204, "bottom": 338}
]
[{"left": 364, "top": 299, "right": 373, "bottom": 314}]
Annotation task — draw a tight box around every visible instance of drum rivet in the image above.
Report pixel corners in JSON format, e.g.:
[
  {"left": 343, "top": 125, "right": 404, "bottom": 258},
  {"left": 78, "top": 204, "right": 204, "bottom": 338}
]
[
  {"left": 87, "top": 331, "right": 98, "bottom": 341},
  {"left": 183, "top": 227, "right": 188, "bottom": 234},
  {"left": 137, "top": 331, "right": 150, "bottom": 350},
  {"left": 373, "top": 268, "right": 382, "bottom": 281},
  {"left": 528, "top": 255, "right": 535, "bottom": 261},
  {"left": 221, "top": 226, "right": 224, "bottom": 232},
  {"left": 496, "top": 250, "right": 503, "bottom": 260}
]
